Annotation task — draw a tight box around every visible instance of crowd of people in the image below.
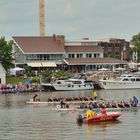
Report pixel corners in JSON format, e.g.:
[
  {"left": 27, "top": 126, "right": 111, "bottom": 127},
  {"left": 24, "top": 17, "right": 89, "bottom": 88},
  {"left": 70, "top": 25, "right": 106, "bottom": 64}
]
[
  {"left": 47, "top": 95, "right": 139, "bottom": 109},
  {"left": 79, "top": 96, "right": 139, "bottom": 109},
  {"left": 0, "top": 83, "right": 39, "bottom": 94},
  {"left": 47, "top": 95, "right": 101, "bottom": 103},
  {"left": 85, "top": 96, "right": 138, "bottom": 119}
]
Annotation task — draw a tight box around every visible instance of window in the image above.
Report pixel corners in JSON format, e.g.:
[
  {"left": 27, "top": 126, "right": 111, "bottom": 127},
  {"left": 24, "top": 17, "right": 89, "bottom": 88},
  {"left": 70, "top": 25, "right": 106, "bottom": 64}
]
[
  {"left": 94, "top": 53, "right": 100, "bottom": 58},
  {"left": 81, "top": 42, "right": 97, "bottom": 46},
  {"left": 108, "top": 47, "right": 112, "bottom": 52},
  {"left": 130, "top": 78, "right": 135, "bottom": 81},
  {"left": 57, "top": 81, "right": 61, "bottom": 84},
  {"left": 86, "top": 53, "right": 92, "bottom": 58},
  {"left": 68, "top": 54, "right": 75, "bottom": 58},
  {"left": 77, "top": 54, "right": 83, "bottom": 58},
  {"left": 136, "top": 78, "right": 140, "bottom": 81},
  {"left": 115, "top": 52, "right": 120, "bottom": 55},
  {"left": 96, "top": 53, "right": 100, "bottom": 58},
  {"left": 115, "top": 47, "right": 120, "bottom": 52},
  {"left": 123, "top": 78, "right": 129, "bottom": 81}
]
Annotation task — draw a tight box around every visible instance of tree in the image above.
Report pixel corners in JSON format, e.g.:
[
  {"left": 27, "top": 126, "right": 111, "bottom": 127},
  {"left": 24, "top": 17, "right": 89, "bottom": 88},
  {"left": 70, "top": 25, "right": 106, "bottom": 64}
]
[
  {"left": 130, "top": 33, "right": 140, "bottom": 62},
  {"left": 0, "top": 37, "right": 14, "bottom": 71}
]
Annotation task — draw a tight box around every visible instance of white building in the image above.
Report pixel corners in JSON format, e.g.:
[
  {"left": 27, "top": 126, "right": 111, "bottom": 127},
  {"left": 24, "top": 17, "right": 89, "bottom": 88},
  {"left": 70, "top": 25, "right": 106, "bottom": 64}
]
[
  {"left": 12, "top": 35, "right": 128, "bottom": 72},
  {"left": 0, "top": 63, "right": 6, "bottom": 84}
]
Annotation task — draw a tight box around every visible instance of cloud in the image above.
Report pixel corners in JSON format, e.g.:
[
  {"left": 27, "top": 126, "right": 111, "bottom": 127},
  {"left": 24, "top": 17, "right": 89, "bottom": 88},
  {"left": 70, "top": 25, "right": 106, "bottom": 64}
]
[{"left": 0, "top": 0, "right": 140, "bottom": 41}]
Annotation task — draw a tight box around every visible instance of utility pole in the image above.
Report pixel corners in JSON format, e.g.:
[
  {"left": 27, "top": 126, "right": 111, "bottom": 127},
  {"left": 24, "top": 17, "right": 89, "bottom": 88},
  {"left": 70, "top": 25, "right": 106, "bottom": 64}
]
[{"left": 39, "top": 0, "right": 45, "bottom": 36}]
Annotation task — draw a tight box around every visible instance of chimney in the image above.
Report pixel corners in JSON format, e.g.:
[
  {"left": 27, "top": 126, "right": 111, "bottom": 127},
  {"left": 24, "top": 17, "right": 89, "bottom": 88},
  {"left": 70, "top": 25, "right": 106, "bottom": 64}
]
[{"left": 56, "top": 35, "right": 65, "bottom": 45}]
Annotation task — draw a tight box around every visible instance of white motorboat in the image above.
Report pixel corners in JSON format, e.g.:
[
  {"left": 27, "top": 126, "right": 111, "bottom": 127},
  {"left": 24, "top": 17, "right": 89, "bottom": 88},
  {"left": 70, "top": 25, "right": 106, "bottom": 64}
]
[
  {"left": 98, "top": 74, "right": 140, "bottom": 89},
  {"left": 52, "top": 78, "right": 94, "bottom": 91}
]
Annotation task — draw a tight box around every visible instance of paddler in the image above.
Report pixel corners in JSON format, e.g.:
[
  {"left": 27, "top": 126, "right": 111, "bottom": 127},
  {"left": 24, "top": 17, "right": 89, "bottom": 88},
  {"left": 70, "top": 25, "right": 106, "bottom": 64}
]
[
  {"left": 33, "top": 94, "right": 40, "bottom": 102},
  {"left": 131, "top": 96, "right": 139, "bottom": 107},
  {"left": 60, "top": 99, "right": 66, "bottom": 108}
]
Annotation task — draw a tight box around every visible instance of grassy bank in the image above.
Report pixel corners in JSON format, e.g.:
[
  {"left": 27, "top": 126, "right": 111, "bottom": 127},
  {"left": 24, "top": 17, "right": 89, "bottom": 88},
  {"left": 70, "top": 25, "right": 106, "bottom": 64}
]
[{"left": 6, "top": 76, "right": 26, "bottom": 84}]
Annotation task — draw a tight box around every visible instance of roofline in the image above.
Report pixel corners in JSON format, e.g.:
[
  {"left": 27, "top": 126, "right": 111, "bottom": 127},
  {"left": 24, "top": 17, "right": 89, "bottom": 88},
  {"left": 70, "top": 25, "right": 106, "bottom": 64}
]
[
  {"left": 12, "top": 37, "right": 25, "bottom": 54},
  {"left": 64, "top": 58, "right": 128, "bottom": 65},
  {"left": 24, "top": 52, "right": 65, "bottom": 54},
  {"left": 65, "top": 62, "right": 127, "bottom": 66},
  {"left": 0, "top": 63, "right": 6, "bottom": 73}
]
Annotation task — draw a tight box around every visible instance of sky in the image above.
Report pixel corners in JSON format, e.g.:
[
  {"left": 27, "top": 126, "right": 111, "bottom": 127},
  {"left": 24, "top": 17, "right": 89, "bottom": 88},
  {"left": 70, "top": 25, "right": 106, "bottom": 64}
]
[{"left": 0, "top": 0, "right": 140, "bottom": 41}]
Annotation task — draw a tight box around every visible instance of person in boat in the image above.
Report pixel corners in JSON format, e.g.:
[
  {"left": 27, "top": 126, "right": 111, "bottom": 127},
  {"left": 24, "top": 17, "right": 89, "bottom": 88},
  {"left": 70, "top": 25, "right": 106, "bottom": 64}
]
[
  {"left": 33, "top": 94, "right": 40, "bottom": 102},
  {"left": 100, "top": 106, "right": 107, "bottom": 115},
  {"left": 86, "top": 106, "right": 96, "bottom": 118},
  {"left": 60, "top": 99, "right": 66, "bottom": 108},
  {"left": 131, "top": 96, "right": 139, "bottom": 107},
  {"left": 92, "top": 90, "right": 97, "bottom": 100}
]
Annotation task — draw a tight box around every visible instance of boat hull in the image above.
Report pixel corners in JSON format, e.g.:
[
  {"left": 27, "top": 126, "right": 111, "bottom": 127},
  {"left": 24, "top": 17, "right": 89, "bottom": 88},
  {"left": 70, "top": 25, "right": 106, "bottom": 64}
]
[
  {"left": 52, "top": 79, "right": 94, "bottom": 91},
  {"left": 53, "top": 86, "right": 94, "bottom": 91},
  {"left": 77, "top": 112, "right": 122, "bottom": 124},
  {"left": 53, "top": 83, "right": 94, "bottom": 91},
  {"left": 99, "top": 80, "right": 140, "bottom": 89}
]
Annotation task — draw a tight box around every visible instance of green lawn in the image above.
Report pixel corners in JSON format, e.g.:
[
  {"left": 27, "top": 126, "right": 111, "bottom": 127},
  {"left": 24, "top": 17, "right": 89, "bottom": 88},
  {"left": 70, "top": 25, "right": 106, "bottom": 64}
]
[{"left": 6, "top": 76, "right": 26, "bottom": 84}]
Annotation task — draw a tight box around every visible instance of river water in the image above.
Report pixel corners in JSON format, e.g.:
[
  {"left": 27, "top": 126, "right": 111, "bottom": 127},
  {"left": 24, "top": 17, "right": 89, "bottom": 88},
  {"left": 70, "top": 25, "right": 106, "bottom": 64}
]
[{"left": 0, "top": 89, "right": 140, "bottom": 140}]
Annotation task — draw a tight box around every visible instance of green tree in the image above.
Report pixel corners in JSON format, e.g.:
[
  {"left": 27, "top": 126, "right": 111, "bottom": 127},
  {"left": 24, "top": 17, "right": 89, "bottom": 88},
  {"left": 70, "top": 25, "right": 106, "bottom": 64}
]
[
  {"left": 41, "top": 70, "right": 72, "bottom": 83},
  {"left": 0, "top": 37, "right": 14, "bottom": 71},
  {"left": 130, "top": 33, "right": 140, "bottom": 62}
]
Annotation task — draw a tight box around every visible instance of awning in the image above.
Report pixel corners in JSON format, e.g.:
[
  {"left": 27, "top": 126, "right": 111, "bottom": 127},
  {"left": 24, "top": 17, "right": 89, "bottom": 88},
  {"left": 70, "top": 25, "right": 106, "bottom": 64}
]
[
  {"left": 27, "top": 62, "right": 42, "bottom": 67},
  {"left": 41, "top": 62, "right": 56, "bottom": 67}
]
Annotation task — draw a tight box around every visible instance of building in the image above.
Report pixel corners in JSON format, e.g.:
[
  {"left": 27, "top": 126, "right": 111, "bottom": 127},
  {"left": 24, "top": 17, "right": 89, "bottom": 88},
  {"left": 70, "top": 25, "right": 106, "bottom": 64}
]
[
  {"left": 12, "top": 35, "right": 128, "bottom": 72},
  {"left": 12, "top": 35, "right": 65, "bottom": 70},
  {"left": 98, "top": 38, "right": 130, "bottom": 61},
  {"left": 0, "top": 63, "right": 6, "bottom": 84}
]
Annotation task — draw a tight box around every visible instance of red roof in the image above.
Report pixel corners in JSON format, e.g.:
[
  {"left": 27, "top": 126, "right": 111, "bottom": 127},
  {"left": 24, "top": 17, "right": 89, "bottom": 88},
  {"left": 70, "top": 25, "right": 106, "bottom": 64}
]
[
  {"left": 12, "top": 36, "right": 65, "bottom": 54},
  {"left": 64, "top": 58, "right": 128, "bottom": 65}
]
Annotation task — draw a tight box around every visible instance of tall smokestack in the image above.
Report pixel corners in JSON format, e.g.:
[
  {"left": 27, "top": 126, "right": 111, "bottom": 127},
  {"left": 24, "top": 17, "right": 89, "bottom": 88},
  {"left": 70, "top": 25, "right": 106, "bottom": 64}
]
[{"left": 39, "top": 0, "right": 45, "bottom": 36}]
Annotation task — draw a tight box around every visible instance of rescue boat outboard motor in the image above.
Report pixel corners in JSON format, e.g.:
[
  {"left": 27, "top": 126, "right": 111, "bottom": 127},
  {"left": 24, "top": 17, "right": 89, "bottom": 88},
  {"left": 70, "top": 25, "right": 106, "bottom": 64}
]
[{"left": 77, "top": 115, "right": 83, "bottom": 124}]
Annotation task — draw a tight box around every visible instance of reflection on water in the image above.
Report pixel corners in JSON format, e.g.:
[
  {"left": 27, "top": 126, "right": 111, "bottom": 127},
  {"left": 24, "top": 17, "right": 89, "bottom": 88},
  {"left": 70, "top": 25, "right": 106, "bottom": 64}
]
[
  {"left": 77, "top": 120, "right": 121, "bottom": 135},
  {"left": 0, "top": 89, "right": 140, "bottom": 140}
]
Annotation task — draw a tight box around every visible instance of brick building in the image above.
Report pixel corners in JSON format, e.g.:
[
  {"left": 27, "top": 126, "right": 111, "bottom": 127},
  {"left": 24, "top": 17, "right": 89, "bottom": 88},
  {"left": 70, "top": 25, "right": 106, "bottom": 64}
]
[{"left": 98, "top": 38, "right": 131, "bottom": 61}]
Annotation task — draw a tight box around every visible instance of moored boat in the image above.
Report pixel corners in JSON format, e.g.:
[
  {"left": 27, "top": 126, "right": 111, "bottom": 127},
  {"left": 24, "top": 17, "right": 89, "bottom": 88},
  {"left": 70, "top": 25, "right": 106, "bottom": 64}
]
[
  {"left": 52, "top": 78, "right": 94, "bottom": 91},
  {"left": 98, "top": 74, "right": 140, "bottom": 89},
  {"left": 77, "top": 112, "right": 122, "bottom": 124}
]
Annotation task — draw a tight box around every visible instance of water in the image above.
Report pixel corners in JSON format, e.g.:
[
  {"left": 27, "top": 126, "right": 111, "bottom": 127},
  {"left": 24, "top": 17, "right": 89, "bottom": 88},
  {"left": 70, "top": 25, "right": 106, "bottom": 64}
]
[{"left": 0, "top": 89, "right": 140, "bottom": 140}]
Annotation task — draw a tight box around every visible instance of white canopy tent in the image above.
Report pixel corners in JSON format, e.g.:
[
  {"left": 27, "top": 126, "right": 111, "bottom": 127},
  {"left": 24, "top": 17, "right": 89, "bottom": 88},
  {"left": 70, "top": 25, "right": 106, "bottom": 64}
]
[
  {"left": 114, "top": 67, "right": 125, "bottom": 71},
  {"left": 128, "top": 62, "right": 137, "bottom": 69},
  {"left": 98, "top": 68, "right": 110, "bottom": 71},
  {"left": 10, "top": 67, "right": 25, "bottom": 76}
]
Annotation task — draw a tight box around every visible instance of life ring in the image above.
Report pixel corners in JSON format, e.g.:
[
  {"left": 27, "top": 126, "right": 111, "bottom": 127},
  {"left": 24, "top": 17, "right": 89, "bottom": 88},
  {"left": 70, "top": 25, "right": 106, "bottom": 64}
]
[{"left": 57, "top": 105, "right": 61, "bottom": 108}]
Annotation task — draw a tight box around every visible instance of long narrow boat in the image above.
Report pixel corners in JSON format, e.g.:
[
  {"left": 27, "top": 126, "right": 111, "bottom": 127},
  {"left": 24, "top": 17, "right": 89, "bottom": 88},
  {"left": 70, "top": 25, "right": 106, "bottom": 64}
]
[
  {"left": 76, "top": 105, "right": 140, "bottom": 112},
  {"left": 27, "top": 100, "right": 139, "bottom": 112},
  {"left": 52, "top": 107, "right": 76, "bottom": 111},
  {"left": 26, "top": 100, "right": 99, "bottom": 105},
  {"left": 76, "top": 112, "right": 122, "bottom": 124},
  {"left": 51, "top": 106, "right": 139, "bottom": 112}
]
